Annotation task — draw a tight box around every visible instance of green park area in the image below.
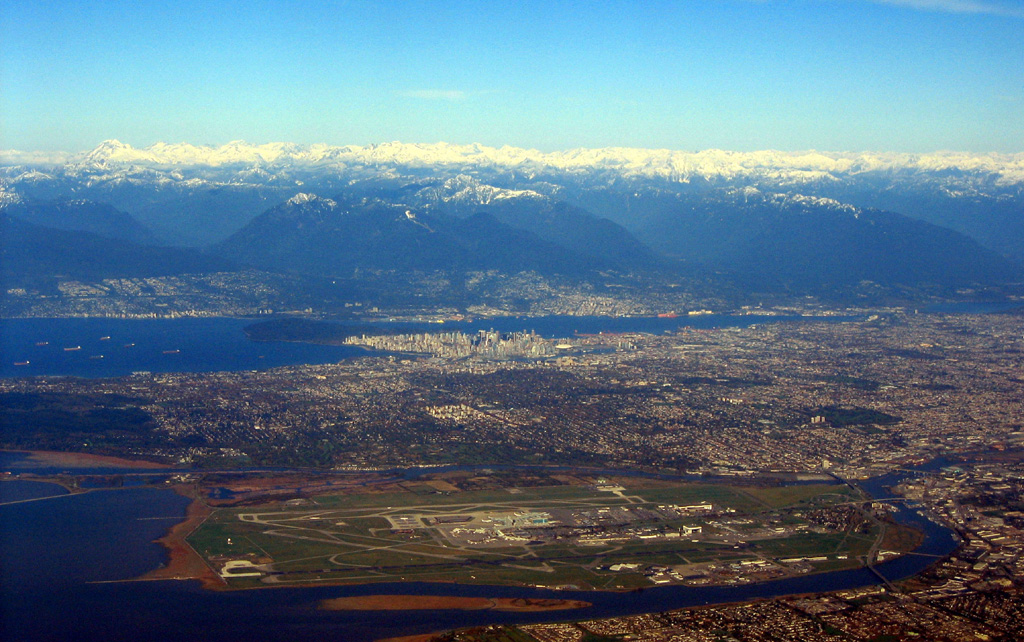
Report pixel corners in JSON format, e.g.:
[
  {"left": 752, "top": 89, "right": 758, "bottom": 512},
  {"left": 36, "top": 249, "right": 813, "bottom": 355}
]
[{"left": 187, "top": 476, "right": 883, "bottom": 590}]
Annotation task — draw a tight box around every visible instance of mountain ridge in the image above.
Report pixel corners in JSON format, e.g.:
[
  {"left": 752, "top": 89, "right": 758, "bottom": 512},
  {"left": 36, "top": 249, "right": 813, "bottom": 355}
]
[
  {"left": 2, "top": 140, "right": 1021, "bottom": 303},
  {"left": 214, "top": 194, "right": 604, "bottom": 277}
]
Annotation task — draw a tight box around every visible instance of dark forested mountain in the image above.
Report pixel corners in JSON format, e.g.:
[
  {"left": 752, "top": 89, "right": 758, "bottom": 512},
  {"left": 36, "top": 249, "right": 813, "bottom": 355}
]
[
  {"left": 0, "top": 214, "right": 235, "bottom": 286},
  {"left": 632, "top": 189, "right": 1020, "bottom": 290},
  {"left": 1, "top": 198, "right": 156, "bottom": 245},
  {"left": 806, "top": 184, "right": 1024, "bottom": 265},
  {"left": 214, "top": 194, "right": 600, "bottom": 276},
  {"left": 127, "top": 186, "right": 295, "bottom": 246},
  {"left": 408, "top": 175, "right": 656, "bottom": 266}
]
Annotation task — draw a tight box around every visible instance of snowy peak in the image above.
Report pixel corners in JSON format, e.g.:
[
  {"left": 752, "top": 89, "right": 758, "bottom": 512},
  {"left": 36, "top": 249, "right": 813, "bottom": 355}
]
[
  {"left": 84, "top": 139, "right": 138, "bottom": 164},
  {"left": 77, "top": 140, "right": 309, "bottom": 167},
  {"left": 258, "top": 193, "right": 344, "bottom": 227},
  {"left": 723, "top": 187, "right": 858, "bottom": 214},
  {"left": 0, "top": 186, "right": 24, "bottom": 206},
  {"left": 415, "top": 174, "right": 546, "bottom": 208},
  {"left": 286, "top": 192, "right": 335, "bottom": 207}
]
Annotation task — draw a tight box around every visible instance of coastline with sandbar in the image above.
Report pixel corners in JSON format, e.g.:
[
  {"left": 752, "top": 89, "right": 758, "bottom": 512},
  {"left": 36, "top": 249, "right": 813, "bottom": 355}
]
[{"left": 320, "top": 595, "right": 591, "bottom": 612}]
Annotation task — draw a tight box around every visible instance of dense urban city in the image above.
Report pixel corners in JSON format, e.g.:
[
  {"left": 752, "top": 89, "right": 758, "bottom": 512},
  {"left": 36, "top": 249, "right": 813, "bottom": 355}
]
[
  {"left": 5, "top": 309, "right": 1020, "bottom": 476},
  {"left": 3, "top": 304, "right": 1023, "bottom": 640}
]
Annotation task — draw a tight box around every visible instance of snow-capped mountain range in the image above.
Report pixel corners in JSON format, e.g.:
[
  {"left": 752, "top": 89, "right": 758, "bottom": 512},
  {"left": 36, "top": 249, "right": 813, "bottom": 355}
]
[
  {"left": 2, "top": 139, "right": 1022, "bottom": 289},
  {"left": 3, "top": 139, "right": 1023, "bottom": 186}
]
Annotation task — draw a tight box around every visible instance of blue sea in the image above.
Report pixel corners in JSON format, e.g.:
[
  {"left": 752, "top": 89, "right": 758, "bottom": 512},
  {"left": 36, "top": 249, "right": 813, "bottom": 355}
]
[
  {"left": 0, "top": 317, "right": 372, "bottom": 378},
  {"left": 1, "top": 313, "right": 831, "bottom": 379}
]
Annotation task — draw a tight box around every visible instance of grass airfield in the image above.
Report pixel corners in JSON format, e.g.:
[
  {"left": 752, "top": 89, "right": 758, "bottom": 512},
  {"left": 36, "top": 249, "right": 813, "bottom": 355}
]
[{"left": 187, "top": 474, "right": 888, "bottom": 590}]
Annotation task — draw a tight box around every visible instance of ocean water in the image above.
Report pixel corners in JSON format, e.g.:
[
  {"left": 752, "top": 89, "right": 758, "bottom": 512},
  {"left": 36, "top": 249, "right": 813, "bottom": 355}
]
[
  {"left": 1, "top": 314, "right": 831, "bottom": 379},
  {"left": 0, "top": 317, "right": 371, "bottom": 378}
]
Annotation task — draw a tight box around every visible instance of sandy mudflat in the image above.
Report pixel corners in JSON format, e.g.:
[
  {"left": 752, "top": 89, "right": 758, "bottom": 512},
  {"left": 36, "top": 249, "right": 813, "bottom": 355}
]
[
  {"left": 321, "top": 595, "right": 590, "bottom": 612},
  {"left": 6, "top": 449, "right": 171, "bottom": 469},
  {"left": 143, "top": 494, "right": 224, "bottom": 588}
]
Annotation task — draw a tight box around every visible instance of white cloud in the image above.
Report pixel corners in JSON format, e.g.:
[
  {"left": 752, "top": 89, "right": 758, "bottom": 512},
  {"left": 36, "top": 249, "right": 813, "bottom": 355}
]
[
  {"left": 0, "top": 149, "right": 77, "bottom": 165},
  {"left": 397, "top": 90, "right": 469, "bottom": 101},
  {"left": 867, "top": 0, "right": 1024, "bottom": 17},
  {"left": 741, "top": 0, "right": 1024, "bottom": 17}
]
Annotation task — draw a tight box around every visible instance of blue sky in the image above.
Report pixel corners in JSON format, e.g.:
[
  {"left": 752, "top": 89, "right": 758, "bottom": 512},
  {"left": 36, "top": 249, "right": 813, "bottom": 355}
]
[{"left": 1, "top": 0, "right": 1022, "bottom": 152}]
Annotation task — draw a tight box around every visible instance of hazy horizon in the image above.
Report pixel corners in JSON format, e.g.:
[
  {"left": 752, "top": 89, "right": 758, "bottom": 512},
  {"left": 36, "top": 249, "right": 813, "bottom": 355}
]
[{"left": 5, "top": 138, "right": 1023, "bottom": 158}]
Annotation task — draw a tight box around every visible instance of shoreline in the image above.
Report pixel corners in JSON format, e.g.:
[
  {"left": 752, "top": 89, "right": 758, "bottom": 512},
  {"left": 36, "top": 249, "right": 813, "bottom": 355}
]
[
  {"left": 141, "top": 489, "right": 224, "bottom": 589},
  {"left": 320, "top": 595, "right": 592, "bottom": 612}
]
